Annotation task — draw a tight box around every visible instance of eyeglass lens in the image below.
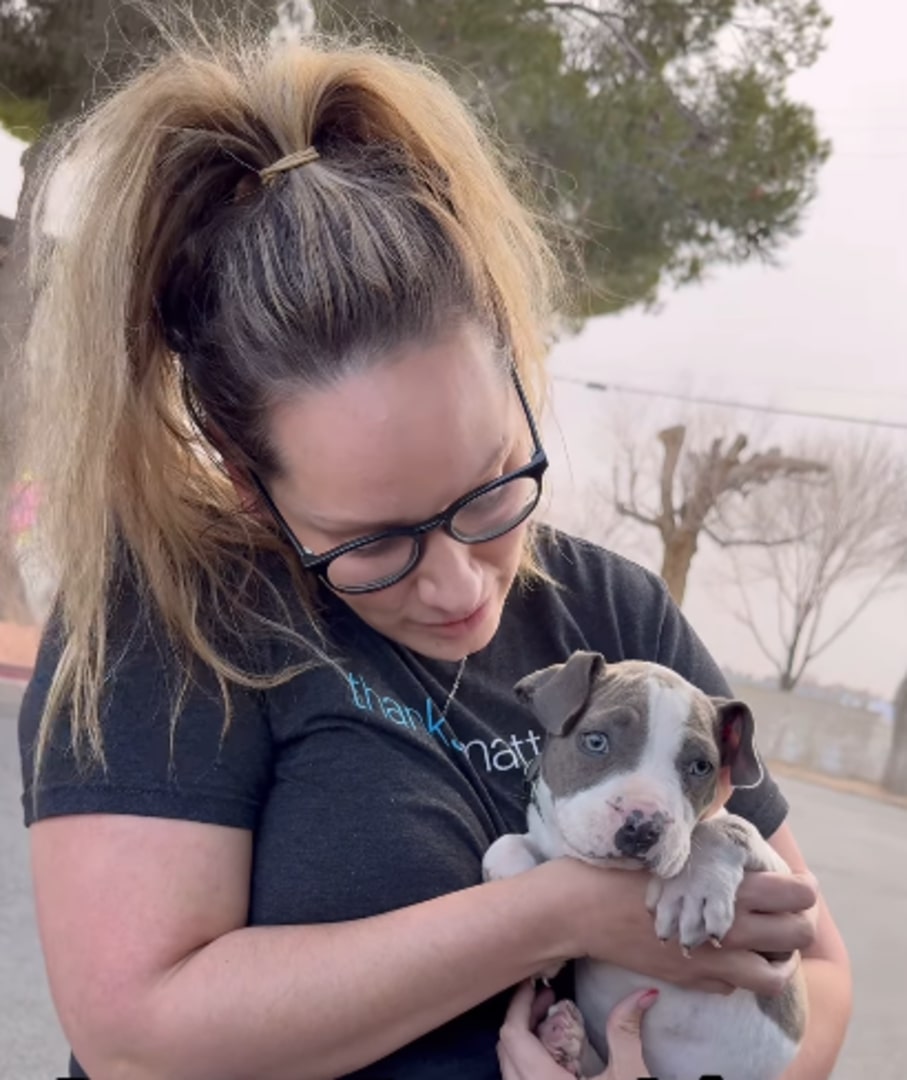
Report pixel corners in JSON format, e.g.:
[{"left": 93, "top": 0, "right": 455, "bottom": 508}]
[{"left": 325, "top": 473, "right": 541, "bottom": 591}]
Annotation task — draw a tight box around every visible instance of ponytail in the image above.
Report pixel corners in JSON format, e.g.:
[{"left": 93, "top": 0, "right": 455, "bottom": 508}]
[{"left": 22, "top": 18, "right": 560, "bottom": 776}]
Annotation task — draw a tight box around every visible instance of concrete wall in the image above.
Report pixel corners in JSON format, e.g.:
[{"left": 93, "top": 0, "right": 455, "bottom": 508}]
[{"left": 729, "top": 680, "right": 892, "bottom": 786}]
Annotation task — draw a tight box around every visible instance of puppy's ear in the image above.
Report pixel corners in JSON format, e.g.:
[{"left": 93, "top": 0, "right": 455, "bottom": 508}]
[
  {"left": 713, "top": 698, "right": 763, "bottom": 789},
  {"left": 515, "top": 651, "right": 606, "bottom": 735}
]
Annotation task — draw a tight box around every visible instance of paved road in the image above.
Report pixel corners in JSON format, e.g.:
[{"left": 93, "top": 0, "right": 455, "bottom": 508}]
[{"left": 2, "top": 678, "right": 904, "bottom": 1079}]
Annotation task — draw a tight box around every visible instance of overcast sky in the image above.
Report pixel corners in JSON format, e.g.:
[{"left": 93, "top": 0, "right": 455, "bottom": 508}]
[
  {"left": 1, "top": 0, "right": 904, "bottom": 695},
  {"left": 546, "top": 0, "right": 906, "bottom": 698},
  {"left": 550, "top": 0, "right": 906, "bottom": 420}
]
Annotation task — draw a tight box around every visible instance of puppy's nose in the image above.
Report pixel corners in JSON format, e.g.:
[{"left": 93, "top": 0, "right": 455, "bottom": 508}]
[{"left": 614, "top": 810, "right": 663, "bottom": 857}]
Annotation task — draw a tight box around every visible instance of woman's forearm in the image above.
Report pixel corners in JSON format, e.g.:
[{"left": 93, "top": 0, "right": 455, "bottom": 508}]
[
  {"left": 779, "top": 894, "right": 852, "bottom": 1080},
  {"left": 779, "top": 956, "right": 853, "bottom": 1080},
  {"left": 95, "top": 861, "right": 576, "bottom": 1080},
  {"left": 768, "top": 824, "right": 853, "bottom": 1080}
]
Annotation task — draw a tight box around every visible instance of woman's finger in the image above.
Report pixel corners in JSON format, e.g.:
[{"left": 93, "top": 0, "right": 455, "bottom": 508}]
[
  {"left": 500, "top": 979, "right": 537, "bottom": 1034},
  {"left": 598, "top": 988, "right": 658, "bottom": 1080},
  {"left": 500, "top": 978, "right": 556, "bottom": 1035},
  {"left": 722, "top": 910, "right": 817, "bottom": 954},
  {"left": 498, "top": 982, "right": 575, "bottom": 1079},
  {"left": 530, "top": 983, "right": 557, "bottom": 1029},
  {"left": 686, "top": 977, "right": 736, "bottom": 995},
  {"left": 737, "top": 871, "right": 818, "bottom": 914},
  {"left": 497, "top": 1022, "right": 576, "bottom": 1078},
  {"left": 497, "top": 1038, "right": 517, "bottom": 1079},
  {"left": 714, "top": 948, "right": 802, "bottom": 997}
]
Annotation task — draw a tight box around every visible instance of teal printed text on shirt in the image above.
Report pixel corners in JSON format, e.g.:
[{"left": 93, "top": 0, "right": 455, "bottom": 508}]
[{"left": 345, "top": 671, "right": 543, "bottom": 774}]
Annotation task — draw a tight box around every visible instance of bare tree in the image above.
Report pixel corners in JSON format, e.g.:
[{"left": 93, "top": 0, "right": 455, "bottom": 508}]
[
  {"left": 883, "top": 672, "right": 907, "bottom": 796},
  {"left": 728, "top": 435, "right": 907, "bottom": 692},
  {"left": 613, "top": 422, "right": 825, "bottom": 605}
]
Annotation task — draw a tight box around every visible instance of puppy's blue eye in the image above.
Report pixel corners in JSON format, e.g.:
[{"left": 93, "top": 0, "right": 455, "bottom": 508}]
[
  {"left": 581, "top": 732, "right": 610, "bottom": 755},
  {"left": 689, "top": 759, "right": 714, "bottom": 778}
]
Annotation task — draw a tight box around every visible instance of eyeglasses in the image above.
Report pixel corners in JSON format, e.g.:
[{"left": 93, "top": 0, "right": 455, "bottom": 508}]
[{"left": 250, "top": 365, "right": 548, "bottom": 594}]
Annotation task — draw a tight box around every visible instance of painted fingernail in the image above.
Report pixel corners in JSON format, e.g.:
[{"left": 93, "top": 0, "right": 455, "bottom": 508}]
[{"left": 639, "top": 989, "right": 659, "bottom": 1009}]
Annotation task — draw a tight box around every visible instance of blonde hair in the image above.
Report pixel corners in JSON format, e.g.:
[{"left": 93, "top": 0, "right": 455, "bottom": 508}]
[{"left": 22, "top": 19, "right": 561, "bottom": 782}]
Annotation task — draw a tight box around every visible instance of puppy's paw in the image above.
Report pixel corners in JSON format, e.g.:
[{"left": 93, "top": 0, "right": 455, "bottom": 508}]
[
  {"left": 537, "top": 999, "right": 587, "bottom": 1079},
  {"left": 654, "top": 867, "right": 742, "bottom": 951},
  {"left": 482, "top": 834, "right": 540, "bottom": 882},
  {"left": 651, "top": 841, "right": 745, "bottom": 951}
]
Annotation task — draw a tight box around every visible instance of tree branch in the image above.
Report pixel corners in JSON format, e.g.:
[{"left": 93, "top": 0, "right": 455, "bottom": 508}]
[
  {"left": 730, "top": 572, "right": 782, "bottom": 675},
  {"left": 542, "top": 1, "right": 712, "bottom": 138},
  {"left": 615, "top": 501, "right": 660, "bottom": 529},
  {"left": 806, "top": 563, "right": 905, "bottom": 663},
  {"left": 703, "top": 524, "right": 813, "bottom": 549},
  {"left": 729, "top": 432, "right": 907, "bottom": 690},
  {"left": 724, "top": 451, "right": 826, "bottom": 495}
]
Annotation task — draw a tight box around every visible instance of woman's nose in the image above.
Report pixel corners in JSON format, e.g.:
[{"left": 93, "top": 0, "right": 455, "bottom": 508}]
[{"left": 414, "top": 530, "right": 484, "bottom": 614}]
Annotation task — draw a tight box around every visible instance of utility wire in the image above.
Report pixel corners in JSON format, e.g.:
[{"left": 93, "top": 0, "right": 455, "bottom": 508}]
[{"left": 552, "top": 375, "right": 907, "bottom": 431}]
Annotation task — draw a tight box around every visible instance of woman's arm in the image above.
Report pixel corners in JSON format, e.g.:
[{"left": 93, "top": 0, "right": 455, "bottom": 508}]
[
  {"left": 30, "top": 813, "right": 805, "bottom": 1080},
  {"left": 31, "top": 812, "right": 562, "bottom": 1080},
  {"left": 769, "top": 823, "right": 853, "bottom": 1080}
]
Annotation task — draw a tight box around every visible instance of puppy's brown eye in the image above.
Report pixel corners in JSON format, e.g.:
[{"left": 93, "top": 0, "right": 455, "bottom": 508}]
[
  {"left": 688, "top": 759, "right": 714, "bottom": 778},
  {"left": 581, "top": 732, "right": 610, "bottom": 755}
]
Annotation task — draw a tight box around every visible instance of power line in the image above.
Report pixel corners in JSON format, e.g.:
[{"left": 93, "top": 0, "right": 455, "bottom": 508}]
[{"left": 552, "top": 375, "right": 907, "bottom": 431}]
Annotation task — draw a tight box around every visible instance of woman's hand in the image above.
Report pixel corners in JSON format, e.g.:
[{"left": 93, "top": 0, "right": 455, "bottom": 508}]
[
  {"left": 497, "top": 980, "right": 657, "bottom": 1080},
  {"left": 542, "top": 858, "right": 818, "bottom": 997},
  {"left": 722, "top": 868, "right": 820, "bottom": 956}
]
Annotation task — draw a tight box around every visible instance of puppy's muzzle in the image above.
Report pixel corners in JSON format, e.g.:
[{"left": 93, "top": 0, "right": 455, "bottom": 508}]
[{"left": 614, "top": 809, "right": 667, "bottom": 858}]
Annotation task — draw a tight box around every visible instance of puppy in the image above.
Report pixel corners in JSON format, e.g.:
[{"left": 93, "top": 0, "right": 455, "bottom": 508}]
[{"left": 483, "top": 651, "right": 807, "bottom": 1080}]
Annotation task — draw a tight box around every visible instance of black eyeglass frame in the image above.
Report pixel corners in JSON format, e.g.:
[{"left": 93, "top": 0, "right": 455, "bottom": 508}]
[{"left": 248, "top": 364, "right": 549, "bottom": 595}]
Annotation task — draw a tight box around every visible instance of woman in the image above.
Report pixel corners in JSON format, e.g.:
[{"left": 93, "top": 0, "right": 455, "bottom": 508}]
[{"left": 17, "top": 25, "right": 850, "bottom": 1080}]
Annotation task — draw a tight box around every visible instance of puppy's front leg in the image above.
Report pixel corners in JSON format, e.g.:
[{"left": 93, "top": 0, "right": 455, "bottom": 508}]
[
  {"left": 482, "top": 832, "right": 543, "bottom": 882},
  {"left": 645, "top": 812, "right": 776, "bottom": 954}
]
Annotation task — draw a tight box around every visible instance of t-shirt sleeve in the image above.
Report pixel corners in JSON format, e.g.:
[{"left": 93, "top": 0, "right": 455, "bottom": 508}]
[
  {"left": 18, "top": 578, "right": 274, "bottom": 830},
  {"left": 650, "top": 575, "right": 789, "bottom": 839}
]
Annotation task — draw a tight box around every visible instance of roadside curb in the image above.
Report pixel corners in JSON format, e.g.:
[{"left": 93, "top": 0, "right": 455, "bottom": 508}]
[
  {"left": 0, "top": 663, "right": 32, "bottom": 685},
  {"left": 769, "top": 758, "right": 907, "bottom": 812}
]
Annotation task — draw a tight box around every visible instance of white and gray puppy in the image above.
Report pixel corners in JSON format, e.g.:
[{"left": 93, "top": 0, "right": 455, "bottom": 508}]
[{"left": 483, "top": 650, "right": 807, "bottom": 1080}]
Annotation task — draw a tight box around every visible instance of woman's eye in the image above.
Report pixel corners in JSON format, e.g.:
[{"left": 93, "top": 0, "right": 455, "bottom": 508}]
[
  {"left": 348, "top": 537, "right": 404, "bottom": 560},
  {"left": 461, "top": 484, "right": 509, "bottom": 519},
  {"left": 581, "top": 732, "right": 610, "bottom": 755},
  {"left": 688, "top": 759, "right": 714, "bottom": 778}
]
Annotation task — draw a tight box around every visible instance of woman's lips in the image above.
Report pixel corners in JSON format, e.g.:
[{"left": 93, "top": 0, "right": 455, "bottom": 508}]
[{"left": 422, "top": 599, "right": 489, "bottom": 637}]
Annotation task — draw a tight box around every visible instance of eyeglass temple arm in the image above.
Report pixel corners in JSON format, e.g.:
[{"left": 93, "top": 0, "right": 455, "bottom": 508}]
[{"left": 508, "top": 362, "right": 545, "bottom": 452}]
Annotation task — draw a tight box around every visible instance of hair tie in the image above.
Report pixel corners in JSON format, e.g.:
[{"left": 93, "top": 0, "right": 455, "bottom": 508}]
[{"left": 259, "top": 146, "right": 320, "bottom": 184}]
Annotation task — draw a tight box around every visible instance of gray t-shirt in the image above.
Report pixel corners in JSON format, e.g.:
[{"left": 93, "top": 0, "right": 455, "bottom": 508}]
[{"left": 19, "top": 527, "right": 788, "bottom": 1079}]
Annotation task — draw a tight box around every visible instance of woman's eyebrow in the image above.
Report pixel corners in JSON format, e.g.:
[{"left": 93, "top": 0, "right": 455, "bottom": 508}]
[{"left": 301, "top": 438, "right": 513, "bottom": 537}]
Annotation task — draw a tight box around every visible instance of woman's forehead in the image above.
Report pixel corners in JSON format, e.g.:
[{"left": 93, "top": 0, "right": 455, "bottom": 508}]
[{"left": 268, "top": 328, "right": 517, "bottom": 532}]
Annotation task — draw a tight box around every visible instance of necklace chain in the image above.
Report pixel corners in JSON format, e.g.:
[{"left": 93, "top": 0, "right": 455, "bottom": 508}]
[{"left": 438, "top": 656, "right": 468, "bottom": 722}]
